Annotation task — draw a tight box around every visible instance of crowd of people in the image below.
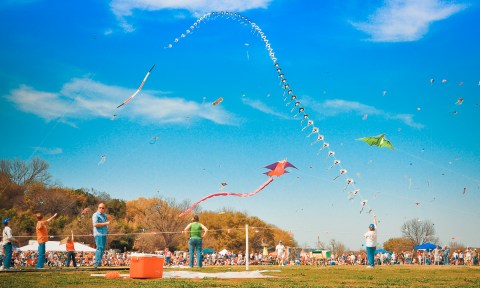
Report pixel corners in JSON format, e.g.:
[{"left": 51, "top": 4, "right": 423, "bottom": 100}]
[
  {"left": 1, "top": 246, "right": 478, "bottom": 270},
  {"left": 306, "top": 247, "right": 479, "bottom": 266},
  {"left": 1, "top": 207, "right": 478, "bottom": 271}
]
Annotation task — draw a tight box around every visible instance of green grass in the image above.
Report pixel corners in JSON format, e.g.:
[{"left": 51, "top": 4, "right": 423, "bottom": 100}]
[{"left": 1, "top": 266, "right": 479, "bottom": 288}]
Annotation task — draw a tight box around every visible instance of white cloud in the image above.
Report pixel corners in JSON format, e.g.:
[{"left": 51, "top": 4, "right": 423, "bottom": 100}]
[
  {"left": 32, "top": 147, "right": 63, "bottom": 155},
  {"left": 305, "top": 98, "right": 424, "bottom": 129},
  {"left": 351, "top": 0, "right": 466, "bottom": 42},
  {"left": 241, "top": 97, "right": 290, "bottom": 119},
  {"left": 109, "top": 0, "right": 272, "bottom": 31},
  {"left": 110, "top": 0, "right": 272, "bottom": 17},
  {"left": 5, "top": 78, "right": 237, "bottom": 125}
]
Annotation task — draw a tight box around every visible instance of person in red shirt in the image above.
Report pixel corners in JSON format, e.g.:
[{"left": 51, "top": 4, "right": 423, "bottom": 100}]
[
  {"left": 35, "top": 212, "right": 57, "bottom": 268},
  {"left": 66, "top": 230, "right": 77, "bottom": 268}
]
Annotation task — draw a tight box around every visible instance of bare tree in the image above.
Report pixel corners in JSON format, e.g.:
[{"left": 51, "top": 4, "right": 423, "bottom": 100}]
[
  {"left": 329, "top": 239, "right": 347, "bottom": 257},
  {"left": 448, "top": 241, "right": 465, "bottom": 252},
  {"left": 0, "top": 158, "right": 51, "bottom": 185},
  {"left": 127, "top": 197, "right": 191, "bottom": 251},
  {"left": 401, "top": 218, "right": 439, "bottom": 245}
]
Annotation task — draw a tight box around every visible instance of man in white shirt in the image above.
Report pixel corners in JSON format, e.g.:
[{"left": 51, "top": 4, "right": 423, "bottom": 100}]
[
  {"left": 275, "top": 240, "right": 286, "bottom": 266},
  {"left": 2, "top": 218, "right": 17, "bottom": 270}
]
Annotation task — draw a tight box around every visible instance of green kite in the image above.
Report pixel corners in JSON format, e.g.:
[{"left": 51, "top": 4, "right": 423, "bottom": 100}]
[{"left": 357, "top": 134, "right": 394, "bottom": 150}]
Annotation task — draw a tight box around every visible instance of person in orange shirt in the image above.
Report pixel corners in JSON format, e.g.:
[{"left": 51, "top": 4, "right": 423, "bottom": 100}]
[
  {"left": 35, "top": 212, "right": 57, "bottom": 268},
  {"left": 65, "top": 230, "right": 77, "bottom": 268}
]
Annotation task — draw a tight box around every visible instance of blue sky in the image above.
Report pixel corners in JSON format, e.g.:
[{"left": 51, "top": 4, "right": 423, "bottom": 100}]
[{"left": 1, "top": 0, "right": 479, "bottom": 250}]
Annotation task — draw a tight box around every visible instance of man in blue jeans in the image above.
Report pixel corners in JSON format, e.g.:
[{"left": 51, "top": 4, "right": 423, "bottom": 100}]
[
  {"left": 183, "top": 215, "right": 208, "bottom": 268},
  {"left": 92, "top": 203, "right": 109, "bottom": 268},
  {"left": 364, "top": 215, "right": 378, "bottom": 268},
  {"left": 2, "top": 218, "right": 17, "bottom": 270}
]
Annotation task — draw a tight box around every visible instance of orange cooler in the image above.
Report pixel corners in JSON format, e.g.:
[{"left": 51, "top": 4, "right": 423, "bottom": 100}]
[{"left": 130, "top": 253, "right": 164, "bottom": 279}]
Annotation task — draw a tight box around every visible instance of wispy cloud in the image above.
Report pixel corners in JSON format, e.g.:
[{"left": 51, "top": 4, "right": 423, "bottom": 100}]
[
  {"left": 32, "top": 147, "right": 63, "bottom": 155},
  {"left": 241, "top": 97, "right": 290, "bottom": 119},
  {"left": 351, "top": 0, "right": 466, "bottom": 42},
  {"left": 304, "top": 98, "right": 424, "bottom": 129},
  {"left": 109, "top": 0, "right": 272, "bottom": 32},
  {"left": 5, "top": 78, "right": 238, "bottom": 125}
]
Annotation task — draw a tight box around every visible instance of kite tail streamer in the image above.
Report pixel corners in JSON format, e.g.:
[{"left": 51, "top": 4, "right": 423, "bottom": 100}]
[{"left": 178, "top": 178, "right": 274, "bottom": 217}]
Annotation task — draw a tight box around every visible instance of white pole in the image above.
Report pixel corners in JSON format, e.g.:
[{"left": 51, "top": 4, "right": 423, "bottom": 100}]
[{"left": 246, "top": 224, "right": 249, "bottom": 271}]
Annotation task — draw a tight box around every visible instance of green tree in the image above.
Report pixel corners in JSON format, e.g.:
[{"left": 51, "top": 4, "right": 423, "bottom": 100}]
[
  {"left": 383, "top": 237, "right": 416, "bottom": 253},
  {"left": 106, "top": 198, "right": 126, "bottom": 218}
]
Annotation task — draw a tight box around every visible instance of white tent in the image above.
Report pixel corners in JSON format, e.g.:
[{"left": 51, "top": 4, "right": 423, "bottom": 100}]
[{"left": 19, "top": 240, "right": 96, "bottom": 252}]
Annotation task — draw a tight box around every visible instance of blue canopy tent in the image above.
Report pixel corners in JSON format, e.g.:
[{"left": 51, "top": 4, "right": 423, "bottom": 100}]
[{"left": 414, "top": 243, "right": 440, "bottom": 252}]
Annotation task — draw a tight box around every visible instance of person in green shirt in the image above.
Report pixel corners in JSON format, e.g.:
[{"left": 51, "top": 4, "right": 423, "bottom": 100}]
[{"left": 183, "top": 215, "right": 208, "bottom": 268}]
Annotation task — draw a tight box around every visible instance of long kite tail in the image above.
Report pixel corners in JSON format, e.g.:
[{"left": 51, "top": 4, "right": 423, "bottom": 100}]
[
  {"left": 116, "top": 64, "right": 156, "bottom": 109},
  {"left": 178, "top": 178, "right": 274, "bottom": 218}
]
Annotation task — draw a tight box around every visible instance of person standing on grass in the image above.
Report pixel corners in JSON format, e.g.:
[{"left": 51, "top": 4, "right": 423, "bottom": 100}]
[
  {"left": 92, "top": 203, "right": 110, "bottom": 268},
  {"left": 65, "top": 230, "right": 77, "bottom": 268},
  {"left": 183, "top": 215, "right": 208, "bottom": 268},
  {"left": 164, "top": 247, "right": 172, "bottom": 266},
  {"left": 1, "top": 218, "right": 17, "bottom": 270},
  {"left": 364, "top": 214, "right": 378, "bottom": 268},
  {"left": 35, "top": 212, "right": 57, "bottom": 269},
  {"left": 275, "top": 240, "right": 286, "bottom": 266}
]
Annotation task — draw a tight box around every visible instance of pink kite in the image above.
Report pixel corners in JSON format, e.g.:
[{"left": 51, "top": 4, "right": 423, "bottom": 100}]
[{"left": 178, "top": 160, "right": 296, "bottom": 217}]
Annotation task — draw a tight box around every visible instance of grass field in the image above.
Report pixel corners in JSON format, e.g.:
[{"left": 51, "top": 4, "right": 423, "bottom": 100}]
[{"left": 1, "top": 265, "right": 479, "bottom": 288}]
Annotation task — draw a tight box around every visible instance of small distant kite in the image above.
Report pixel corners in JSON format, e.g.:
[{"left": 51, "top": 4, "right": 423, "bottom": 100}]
[
  {"left": 357, "top": 134, "right": 394, "bottom": 150},
  {"left": 219, "top": 182, "right": 228, "bottom": 190},
  {"left": 442, "top": 79, "right": 447, "bottom": 83},
  {"left": 244, "top": 43, "right": 250, "bottom": 60},
  {"left": 430, "top": 78, "right": 435, "bottom": 85},
  {"left": 455, "top": 98, "right": 463, "bottom": 105},
  {"left": 178, "top": 160, "right": 296, "bottom": 217},
  {"left": 329, "top": 160, "right": 341, "bottom": 169},
  {"left": 333, "top": 169, "right": 347, "bottom": 180},
  {"left": 116, "top": 64, "right": 155, "bottom": 108},
  {"left": 360, "top": 200, "right": 368, "bottom": 213},
  {"left": 98, "top": 155, "right": 106, "bottom": 165},
  {"left": 150, "top": 136, "right": 159, "bottom": 144},
  {"left": 348, "top": 189, "right": 360, "bottom": 200},
  {"left": 212, "top": 97, "right": 223, "bottom": 106}
]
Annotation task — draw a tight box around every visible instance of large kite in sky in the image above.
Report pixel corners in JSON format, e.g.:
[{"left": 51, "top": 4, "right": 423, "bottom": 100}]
[{"left": 178, "top": 160, "right": 296, "bottom": 217}]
